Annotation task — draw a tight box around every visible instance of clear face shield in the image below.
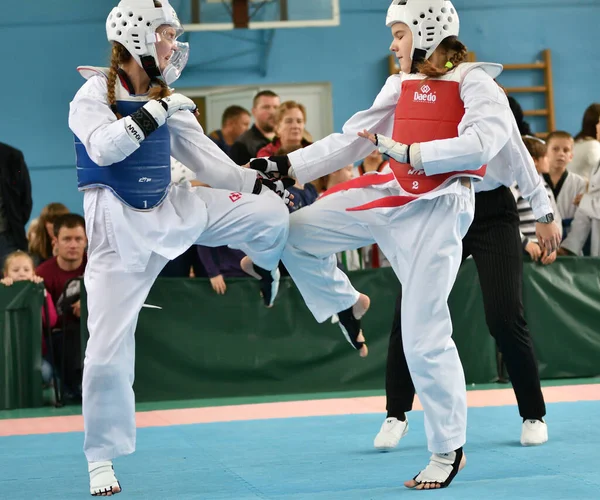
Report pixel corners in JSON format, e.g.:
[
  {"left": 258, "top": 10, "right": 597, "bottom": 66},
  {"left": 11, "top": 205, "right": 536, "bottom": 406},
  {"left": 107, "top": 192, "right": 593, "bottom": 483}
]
[
  {"left": 162, "top": 40, "right": 189, "bottom": 85},
  {"left": 155, "top": 23, "right": 189, "bottom": 85}
]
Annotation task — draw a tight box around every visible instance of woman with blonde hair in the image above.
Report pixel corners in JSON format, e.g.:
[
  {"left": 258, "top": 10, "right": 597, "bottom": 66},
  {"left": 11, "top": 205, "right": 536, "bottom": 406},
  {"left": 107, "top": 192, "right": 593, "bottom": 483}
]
[{"left": 257, "top": 101, "right": 318, "bottom": 213}]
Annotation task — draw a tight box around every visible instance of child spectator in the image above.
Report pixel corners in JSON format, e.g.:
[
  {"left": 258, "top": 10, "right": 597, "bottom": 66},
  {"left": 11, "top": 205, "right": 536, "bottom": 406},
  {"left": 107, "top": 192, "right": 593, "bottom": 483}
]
[
  {"left": 1, "top": 250, "right": 57, "bottom": 386},
  {"left": 542, "top": 131, "right": 587, "bottom": 236},
  {"left": 511, "top": 136, "right": 562, "bottom": 264}
]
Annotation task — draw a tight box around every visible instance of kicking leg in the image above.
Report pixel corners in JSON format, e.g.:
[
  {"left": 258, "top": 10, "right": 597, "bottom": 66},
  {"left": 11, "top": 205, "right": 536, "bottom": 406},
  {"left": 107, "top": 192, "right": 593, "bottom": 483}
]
[
  {"left": 280, "top": 188, "right": 383, "bottom": 355},
  {"left": 193, "top": 188, "right": 289, "bottom": 307}
]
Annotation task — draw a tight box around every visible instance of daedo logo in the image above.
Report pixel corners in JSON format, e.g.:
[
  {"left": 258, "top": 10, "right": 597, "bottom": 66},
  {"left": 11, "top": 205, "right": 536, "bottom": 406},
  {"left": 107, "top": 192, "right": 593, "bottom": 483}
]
[{"left": 414, "top": 84, "right": 437, "bottom": 103}]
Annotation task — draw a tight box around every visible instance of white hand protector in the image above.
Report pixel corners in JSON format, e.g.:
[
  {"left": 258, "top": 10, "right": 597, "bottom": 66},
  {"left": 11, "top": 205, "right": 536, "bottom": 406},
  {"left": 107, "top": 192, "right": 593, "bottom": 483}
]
[
  {"left": 376, "top": 134, "right": 409, "bottom": 164},
  {"left": 124, "top": 93, "right": 197, "bottom": 143}
]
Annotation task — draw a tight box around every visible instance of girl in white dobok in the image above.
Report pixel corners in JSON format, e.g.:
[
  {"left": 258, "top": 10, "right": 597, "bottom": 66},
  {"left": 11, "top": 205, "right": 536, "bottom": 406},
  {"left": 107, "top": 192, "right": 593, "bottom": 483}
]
[
  {"left": 69, "top": 0, "right": 292, "bottom": 495},
  {"left": 248, "top": 0, "right": 561, "bottom": 489}
]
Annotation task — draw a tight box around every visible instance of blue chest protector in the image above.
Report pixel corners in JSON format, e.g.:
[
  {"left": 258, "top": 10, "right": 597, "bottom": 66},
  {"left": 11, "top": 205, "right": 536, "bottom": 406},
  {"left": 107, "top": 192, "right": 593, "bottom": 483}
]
[{"left": 75, "top": 100, "right": 171, "bottom": 210}]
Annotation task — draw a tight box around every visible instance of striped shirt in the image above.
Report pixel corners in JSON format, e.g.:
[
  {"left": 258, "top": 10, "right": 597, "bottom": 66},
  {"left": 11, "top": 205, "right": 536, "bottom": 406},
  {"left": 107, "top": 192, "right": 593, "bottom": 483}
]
[{"left": 511, "top": 178, "right": 562, "bottom": 245}]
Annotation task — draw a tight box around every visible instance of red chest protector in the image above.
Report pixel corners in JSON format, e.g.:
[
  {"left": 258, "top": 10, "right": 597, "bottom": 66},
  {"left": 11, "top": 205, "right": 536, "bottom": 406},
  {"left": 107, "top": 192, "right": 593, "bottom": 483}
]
[{"left": 390, "top": 77, "right": 486, "bottom": 194}]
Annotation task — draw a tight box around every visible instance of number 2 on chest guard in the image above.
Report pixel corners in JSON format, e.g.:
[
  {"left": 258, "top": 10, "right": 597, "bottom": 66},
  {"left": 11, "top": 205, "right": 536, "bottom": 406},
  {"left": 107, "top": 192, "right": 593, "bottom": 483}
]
[{"left": 412, "top": 181, "right": 419, "bottom": 190}]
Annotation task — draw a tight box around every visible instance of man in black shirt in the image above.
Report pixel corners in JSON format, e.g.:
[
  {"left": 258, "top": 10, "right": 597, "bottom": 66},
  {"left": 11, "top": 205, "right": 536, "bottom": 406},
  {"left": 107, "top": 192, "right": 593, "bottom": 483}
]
[{"left": 230, "top": 90, "right": 280, "bottom": 165}]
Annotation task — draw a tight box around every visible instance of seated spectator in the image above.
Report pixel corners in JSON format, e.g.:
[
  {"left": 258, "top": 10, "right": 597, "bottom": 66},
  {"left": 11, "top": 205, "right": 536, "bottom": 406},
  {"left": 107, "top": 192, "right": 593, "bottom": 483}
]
[
  {"left": 28, "top": 202, "right": 69, "bottom": 266},
  {"left": 258, "top": 101, "right": 317, "bottom": 213},
  {"left": 257, "top": 101, "right": 312, "bottom": 158},
  {"left": 208, "top": 105, "right": 251, "bottom": 157},
  {"left": 315, "top": 165, "right": 355, "bottom": 195},
  {"left": 560, "top": 119, "right": 600, "bottom": 256},
  {"left": 196, "top": 246, "right": 248, "bottom": 295},
  {"left": 36, "top": 213, "right": 87, "bottom": 401},
  {"left": 354, "top": 149, "right": 390, "bottom": 177},
  {"left": 511, "top": 136, "right": 562, "bottom": 264},
  {"left": 570, "top": 103, "right": 600, "bottom": 180},
  {"left": 1, "top": 250, "right": 58, "bottom": 388},
  {"left": 542, "top": 131, "right": 587, "bottom": 236},
  {"left": 230, "top": 90, "right": 280, "bottom": 165}
]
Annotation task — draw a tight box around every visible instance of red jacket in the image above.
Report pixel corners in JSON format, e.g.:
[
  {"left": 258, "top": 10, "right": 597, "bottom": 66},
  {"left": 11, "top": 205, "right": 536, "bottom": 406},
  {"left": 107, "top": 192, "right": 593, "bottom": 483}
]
[{"left": 256, "top": 138, "right": 312, "bottom": 158}]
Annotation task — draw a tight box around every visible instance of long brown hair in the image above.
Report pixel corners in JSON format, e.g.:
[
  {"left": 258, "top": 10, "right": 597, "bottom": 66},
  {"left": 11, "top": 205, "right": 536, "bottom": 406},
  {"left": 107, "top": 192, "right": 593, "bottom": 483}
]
[
  {"left": 575, "top": 103, "right": 600, "bottom": 141},
  {"left": 416, "top": 36, "right": 468, "bottom": 78},
  {"left": 28, "top": 203, "right": 69, "bottom": 261}
]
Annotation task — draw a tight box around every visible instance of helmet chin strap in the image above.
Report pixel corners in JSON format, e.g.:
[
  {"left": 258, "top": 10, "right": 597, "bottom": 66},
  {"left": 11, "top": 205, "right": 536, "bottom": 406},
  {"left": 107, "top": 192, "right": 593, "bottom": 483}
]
[
  {"left": 410, "top": 48, "right": 427, "bottom": 74},
  {"left": 140, "top": 54, "right": 162, "bottom": 81}
]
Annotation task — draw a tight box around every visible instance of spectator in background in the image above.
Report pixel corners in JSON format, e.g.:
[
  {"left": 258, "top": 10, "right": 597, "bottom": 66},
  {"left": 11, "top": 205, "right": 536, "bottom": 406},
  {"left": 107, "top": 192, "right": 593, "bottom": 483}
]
[
  {"left": 512, "top": 136, "right": 562, "bottom": 264},
  {"left": 208, "top": 105, "right": 251, "bottom": 157},
  {"left": 0, "top": 142, "right": 32, "bottom": 265},
  {"left": 542, "top": 131, "right": 587, "bottom": 236},
  {"left": 36, "top": 213, "right": 87, "bottom": 401},
  {"left": 28, "top": 202, "right": 70, "bottom": 266},
  {"left": 570, "top": 103, "right": 600, "bottom": 180},
  {"left": 257, "top": 101, "right": 317, "bottom": 213},
  {"left": 560, "top": 119, "right": 600, "bottom": 257},
  {"left": 1, "top": 250, "right": 57, "bottom": 388},
  {"left": 196, "top": 246, "right": 248, "bottom": 295},
  {"left": 507, "top": 95, "right": 533, "bottom": 136},
  {"left": 230, "top": 90, "right": 280, "bottom": 165},
  {"left": 318, "top": 165, "right": 355, "bottom": 194},
  {"left": 354, "top": 149, "right": 390, "bottom": 177}
]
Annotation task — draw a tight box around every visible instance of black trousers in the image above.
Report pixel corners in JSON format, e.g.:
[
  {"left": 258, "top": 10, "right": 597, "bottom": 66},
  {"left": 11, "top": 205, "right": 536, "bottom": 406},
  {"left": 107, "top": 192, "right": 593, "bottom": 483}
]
[{"left": 385, "top": 186, "right": 546, "bottom": 420}]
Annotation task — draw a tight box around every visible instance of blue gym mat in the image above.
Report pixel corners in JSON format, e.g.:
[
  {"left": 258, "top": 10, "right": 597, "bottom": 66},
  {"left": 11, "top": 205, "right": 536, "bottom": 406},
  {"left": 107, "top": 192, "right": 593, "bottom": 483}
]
[{"left": 0, "top": 400, "right": 597, "bottom": 499}]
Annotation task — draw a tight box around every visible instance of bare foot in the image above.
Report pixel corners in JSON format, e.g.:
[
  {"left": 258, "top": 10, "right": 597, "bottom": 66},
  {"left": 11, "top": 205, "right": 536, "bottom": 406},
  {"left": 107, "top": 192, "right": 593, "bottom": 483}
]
[
  {"left": 93, "top": 484, "right": 121, "bottom": 496},
  {"left": 240, "top": 256, "right": 261, "bottom": 280},
  {"left": 353, "top": 294, "right": 370, "bottom": 357},
  {"left": 353, "top": 293, "right": 370, "bottom": 319}
]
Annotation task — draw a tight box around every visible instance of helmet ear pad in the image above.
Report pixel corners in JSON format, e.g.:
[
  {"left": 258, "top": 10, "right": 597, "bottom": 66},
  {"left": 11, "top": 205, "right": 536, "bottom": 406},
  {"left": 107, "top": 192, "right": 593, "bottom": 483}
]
[{"left": 105, "top": 0, "right": 180, "bottom": 80}]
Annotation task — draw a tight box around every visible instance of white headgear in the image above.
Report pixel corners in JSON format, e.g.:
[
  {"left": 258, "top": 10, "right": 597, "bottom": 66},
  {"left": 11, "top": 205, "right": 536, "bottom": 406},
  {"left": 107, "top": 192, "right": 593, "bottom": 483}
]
[
  {"left": 106, "top": 0, "right": 189, "bottom": 85},
  {"left": 386, "top": 0, "right": 459, "bottom": 63}
]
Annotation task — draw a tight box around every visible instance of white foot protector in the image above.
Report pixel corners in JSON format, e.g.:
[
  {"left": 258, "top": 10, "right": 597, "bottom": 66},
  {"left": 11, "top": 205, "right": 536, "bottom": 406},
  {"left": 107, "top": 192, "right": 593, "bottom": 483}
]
[
  {"left": 374, "top": 417, "right": 409, "bottom": 450},
  {"left": 89, "top": 461, "right": 121, "bottom": 496},
  {"left": 521, "top": 419, "right": 548, "bottom": 446},
  {"left": 409, "top": 449, "right": 466, "bottom": 490}
]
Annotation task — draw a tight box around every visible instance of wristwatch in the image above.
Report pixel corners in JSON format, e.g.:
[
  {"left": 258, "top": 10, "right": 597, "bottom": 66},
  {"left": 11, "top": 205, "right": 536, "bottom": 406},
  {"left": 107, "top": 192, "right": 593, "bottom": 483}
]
[{"left": 536, "top": 213, "right": 555, "bottom": 224}]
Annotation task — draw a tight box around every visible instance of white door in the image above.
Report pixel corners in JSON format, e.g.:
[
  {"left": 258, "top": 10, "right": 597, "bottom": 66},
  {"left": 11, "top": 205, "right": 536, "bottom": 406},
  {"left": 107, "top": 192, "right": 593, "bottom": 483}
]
[
  {"left": 204, "top": 88, "right": 257, "bottom": 134},
  {"left": 185, "top": 83, "right": 333, "bottom": 141},
  {"left": 263, "top": 83, "right": 333, "bottom": 141}
]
